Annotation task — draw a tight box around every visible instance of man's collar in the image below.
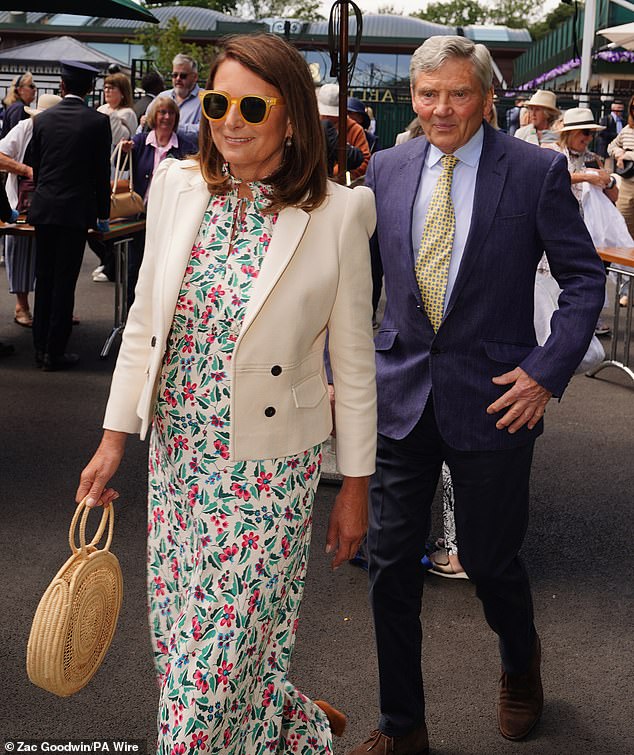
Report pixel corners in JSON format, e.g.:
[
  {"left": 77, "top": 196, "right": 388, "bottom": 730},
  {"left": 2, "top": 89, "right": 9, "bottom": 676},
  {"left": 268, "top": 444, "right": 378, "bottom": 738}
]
[
  {"left": 426, "top": 124, "right": 484, "bottom": 169},
  {"left": 171, "top": 83, "right": 200, "bottom": 101}
]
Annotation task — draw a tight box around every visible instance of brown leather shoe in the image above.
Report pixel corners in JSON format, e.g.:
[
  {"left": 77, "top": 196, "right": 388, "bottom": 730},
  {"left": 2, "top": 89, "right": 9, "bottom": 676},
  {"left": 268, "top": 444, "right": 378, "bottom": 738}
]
[
  {"left": 346, "top": 724, "right": 429, "bottom": 754},
  {"left": 314, "top": 699, "right": 346, "bottom": 737},
  {"left": 498, "top": 635, "right": 543, "bottom": 741}
]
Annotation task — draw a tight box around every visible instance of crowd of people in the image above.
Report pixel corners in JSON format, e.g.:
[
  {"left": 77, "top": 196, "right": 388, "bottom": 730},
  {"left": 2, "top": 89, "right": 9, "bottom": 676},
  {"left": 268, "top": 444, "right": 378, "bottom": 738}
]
[{"left": 0, "top": 32, "right": 628, "bottom": 755}]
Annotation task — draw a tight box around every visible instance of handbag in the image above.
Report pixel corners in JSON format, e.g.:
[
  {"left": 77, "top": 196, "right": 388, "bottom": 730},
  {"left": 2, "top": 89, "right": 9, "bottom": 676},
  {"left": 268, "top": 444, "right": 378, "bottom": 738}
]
[
  {"left": 110, "top": 141, "right": 144, "bottom": 220},
  {"left": 17, "top": 176, "right": 36, "bottom": 212},
  {"left": 581, "top": 181, "right": 634, "bottom": 248},
  {"left": 614, "top": 160, "right": 634, "bottom": 178},
  {"left": 26, "top": 499, "right": 123, "bottom": 697}
]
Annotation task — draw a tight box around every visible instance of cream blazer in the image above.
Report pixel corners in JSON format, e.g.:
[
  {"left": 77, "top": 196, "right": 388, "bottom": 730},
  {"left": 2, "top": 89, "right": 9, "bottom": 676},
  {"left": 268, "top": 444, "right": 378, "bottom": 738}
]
[{"left": 103, "top": 159, "right": 377, "bottom": 477}]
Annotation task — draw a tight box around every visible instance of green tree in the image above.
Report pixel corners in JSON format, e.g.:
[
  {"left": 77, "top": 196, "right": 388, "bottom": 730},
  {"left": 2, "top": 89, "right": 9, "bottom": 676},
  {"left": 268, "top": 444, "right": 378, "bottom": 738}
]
[
  {"left": 529, "top": 1, "right": 577, "bottom": 41},
  {"left": 411, "top": 0, "right": 489, "bottom": 26},
  {"left": 489, "top": 0, "right": 539, "bottom": 29},
  {"left": 129, "top": 17, "right": 216, "bottom": 82}
]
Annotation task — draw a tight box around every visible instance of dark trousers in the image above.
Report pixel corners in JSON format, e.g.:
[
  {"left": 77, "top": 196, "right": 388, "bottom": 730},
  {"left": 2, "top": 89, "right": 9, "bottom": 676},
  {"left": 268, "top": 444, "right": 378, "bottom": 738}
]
[
  {"left": 368, "top": 398, "right": 537, "bottom": 737},
  {"left": 33, "top": 225, "right": 86, "bottom": 358}
]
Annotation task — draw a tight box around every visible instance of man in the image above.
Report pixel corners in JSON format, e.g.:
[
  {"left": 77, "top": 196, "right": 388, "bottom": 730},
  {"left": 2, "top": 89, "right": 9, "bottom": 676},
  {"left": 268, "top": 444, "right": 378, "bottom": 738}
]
[
  {"left": 597, "top": 100, "right": 624, "bottom": 160},
  {"left": 318, "top": 83, "right": 371, "bottom": 179},
  {"left": 28, "top": 60, "right": 111, "bottom": 371},
  {"left": 133, "top": 69, "right": 165, "bottom": 121},
  {"left": 141, "top": 53, "right": 200, "bottom": 139},
  {"left": 505, "top": 95, "right": 525, "bottom": 136},
  {"left": 349, "top": 36, "right": 605, "bottom": 755}
]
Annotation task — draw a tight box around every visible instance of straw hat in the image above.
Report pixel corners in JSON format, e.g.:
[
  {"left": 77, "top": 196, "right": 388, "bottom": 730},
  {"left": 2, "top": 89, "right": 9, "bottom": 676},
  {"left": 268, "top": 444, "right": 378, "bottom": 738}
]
[
  {"left": 25, "top": 93, "right": 62, "bottom": 117},
  {"left": 557, "top": 107, "right": 605, "bottom": 132},
  {"left": 524, "top": 90, "right": 560, "bottom": 114},
  {"left": 317, "top": 83, "right": 339, "bottom": 116}
]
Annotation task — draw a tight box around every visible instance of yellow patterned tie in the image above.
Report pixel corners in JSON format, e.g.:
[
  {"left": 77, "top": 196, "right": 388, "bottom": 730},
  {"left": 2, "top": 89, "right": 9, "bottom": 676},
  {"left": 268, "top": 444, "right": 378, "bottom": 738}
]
[{"left": 415, "top": 154, "right": 459, "bottom": 331}]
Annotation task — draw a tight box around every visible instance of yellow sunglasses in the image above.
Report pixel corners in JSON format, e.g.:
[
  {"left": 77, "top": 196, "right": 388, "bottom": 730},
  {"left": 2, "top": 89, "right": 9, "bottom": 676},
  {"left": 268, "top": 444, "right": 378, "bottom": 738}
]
[{"left": 198, "top": 89, "right": 284, "bottom": 125}]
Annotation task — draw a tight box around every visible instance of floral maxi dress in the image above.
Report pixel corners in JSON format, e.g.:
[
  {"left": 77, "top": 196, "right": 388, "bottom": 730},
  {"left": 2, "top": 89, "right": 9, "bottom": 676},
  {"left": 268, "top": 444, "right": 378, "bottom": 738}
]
[{"left": 147, "top": 182, "right": 332, "bottom": 755}]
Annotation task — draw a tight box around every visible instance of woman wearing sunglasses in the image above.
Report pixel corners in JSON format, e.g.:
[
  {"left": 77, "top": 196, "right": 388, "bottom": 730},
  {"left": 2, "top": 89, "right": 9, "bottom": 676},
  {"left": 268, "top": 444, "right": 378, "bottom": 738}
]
[
  {"left": 77, "top": 33, "right": 376, "bottom": 754},
  {"left": 1, "top": 71, "right": 36, "bottom": 139}
]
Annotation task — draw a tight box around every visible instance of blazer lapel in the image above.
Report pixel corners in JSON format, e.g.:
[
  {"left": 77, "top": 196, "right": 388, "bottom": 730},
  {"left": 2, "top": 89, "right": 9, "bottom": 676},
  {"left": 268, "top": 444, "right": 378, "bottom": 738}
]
[
  {"left": 238, "top": 205, "right": 310, "bottom": 340},
  {"left": 159, "top": 169, "right": 210, "bottom": 338},
  {"left": 444, "top": 125, "right": 507, "bottom": 317},
  {"left": 400, "top": 140, "right": 429, "bottom": 310}
]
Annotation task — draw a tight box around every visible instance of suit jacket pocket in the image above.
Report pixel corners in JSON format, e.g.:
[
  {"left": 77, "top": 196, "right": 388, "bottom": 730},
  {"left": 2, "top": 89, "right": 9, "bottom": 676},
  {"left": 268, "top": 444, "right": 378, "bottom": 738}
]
[
  {"left": 483, "top": 340, "right": 536, "bottom": 364},
  {"left": 292, "top": 372, "right": 327, "bottom": 409},
  {"left": 374, "top": 329, "right": 398, "bottom": 352}
]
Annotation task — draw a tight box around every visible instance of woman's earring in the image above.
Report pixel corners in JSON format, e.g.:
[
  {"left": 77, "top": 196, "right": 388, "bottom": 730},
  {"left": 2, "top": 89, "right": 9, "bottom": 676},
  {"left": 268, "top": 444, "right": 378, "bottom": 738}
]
[{"left": 285, "top": 135, "right": 293, "bottom": 148}]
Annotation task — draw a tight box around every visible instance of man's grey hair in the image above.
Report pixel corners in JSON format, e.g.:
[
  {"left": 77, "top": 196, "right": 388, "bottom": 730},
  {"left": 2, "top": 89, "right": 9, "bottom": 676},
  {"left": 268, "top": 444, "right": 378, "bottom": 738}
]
[
  {"left": 172, "top": 53, "right": 198, "bottom": 73},
  {"left": 410, "top": 36, "right": 493, "bottom": 97}
]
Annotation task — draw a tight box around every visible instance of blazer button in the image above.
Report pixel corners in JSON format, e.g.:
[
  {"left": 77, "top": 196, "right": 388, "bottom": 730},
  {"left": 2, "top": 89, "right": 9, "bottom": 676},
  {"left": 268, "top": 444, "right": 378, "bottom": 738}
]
[
  {"left": 271, "top": 365, "right": 282, "bottom": 376},
  {"left": 264, "top": 406, "right": 276, "bottom": 417},
  {"left": 151, "top": 336, "right": 157, "bottom": 347}
]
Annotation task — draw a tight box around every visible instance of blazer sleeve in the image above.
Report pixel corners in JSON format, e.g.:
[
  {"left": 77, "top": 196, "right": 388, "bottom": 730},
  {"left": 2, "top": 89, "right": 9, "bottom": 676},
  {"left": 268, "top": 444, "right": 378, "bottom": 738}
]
[
  {"left": 326, "top": 185, "right": 377, "bottom": 476},
  {"left": 103, "top": 159, "right": 172, "bottom": 433},
  {"left": 519, "top": 153, "right": 606, "bottom": 395}
]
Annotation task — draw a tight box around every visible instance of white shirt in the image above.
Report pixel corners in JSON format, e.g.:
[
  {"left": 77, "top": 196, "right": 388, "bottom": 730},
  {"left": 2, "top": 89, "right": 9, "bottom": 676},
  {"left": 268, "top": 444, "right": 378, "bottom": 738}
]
[
  {"left": 0, "top": 117, "right": 33, "bottom": 206},
  {"left": 412, "top": 125, "right": 483, "bottom": 314}
]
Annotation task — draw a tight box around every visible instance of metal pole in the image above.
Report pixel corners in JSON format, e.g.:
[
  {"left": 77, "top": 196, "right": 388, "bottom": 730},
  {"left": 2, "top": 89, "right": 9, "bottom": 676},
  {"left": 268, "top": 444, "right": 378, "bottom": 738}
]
[
  {"left": 337, "top": 12, "right": 349, "bottom": 185},
  {"left": 579, "top": 0, "right": 597, "bottom": 105}
]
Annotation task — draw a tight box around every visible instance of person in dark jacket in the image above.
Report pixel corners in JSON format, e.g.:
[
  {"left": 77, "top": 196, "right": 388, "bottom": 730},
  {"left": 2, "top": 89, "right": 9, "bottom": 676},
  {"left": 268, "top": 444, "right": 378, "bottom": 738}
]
[
  {"left": 28, "top": 60, "right": 111, "bottom": 371},
  {"left": 120, "top": 95, "right": 197, "bottom": 304},
  {"left": 1, "top": 72, "right": 36, "bottom": 139},
  {"left": 133, "top": 70, "right": 165, "bottom": 122}
]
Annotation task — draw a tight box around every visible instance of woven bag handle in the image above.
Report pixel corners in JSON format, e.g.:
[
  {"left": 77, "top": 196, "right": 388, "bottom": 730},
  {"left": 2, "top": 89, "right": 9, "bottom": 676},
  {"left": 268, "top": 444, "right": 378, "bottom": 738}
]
[{"left": 69, "top": 499, "right": 115, "bottom": 557}]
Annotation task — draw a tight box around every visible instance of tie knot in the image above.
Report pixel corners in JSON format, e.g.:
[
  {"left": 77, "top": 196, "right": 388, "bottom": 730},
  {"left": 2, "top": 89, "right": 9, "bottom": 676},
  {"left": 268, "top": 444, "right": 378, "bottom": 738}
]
[{"left": 441, "top": 154, "right": 458, "bottom": 171}]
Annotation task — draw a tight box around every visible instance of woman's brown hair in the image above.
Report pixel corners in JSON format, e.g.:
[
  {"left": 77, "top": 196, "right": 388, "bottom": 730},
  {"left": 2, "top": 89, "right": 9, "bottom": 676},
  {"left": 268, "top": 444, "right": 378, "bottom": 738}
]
[
  {"left": 147, "top": 95, "right": 180, "bottom": 131},
  {"left": 104, "top": 73, "right": 134, "bottom": 110},
  {"left": 197, "top": 33, "right": 328, "bottom": 213}
]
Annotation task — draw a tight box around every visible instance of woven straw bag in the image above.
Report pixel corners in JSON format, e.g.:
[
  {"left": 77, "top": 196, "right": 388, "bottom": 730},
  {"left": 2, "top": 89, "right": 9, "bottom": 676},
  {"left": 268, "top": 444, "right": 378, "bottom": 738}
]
[{"left": 27, "top": 499, "right": 123, "bottom": 696}]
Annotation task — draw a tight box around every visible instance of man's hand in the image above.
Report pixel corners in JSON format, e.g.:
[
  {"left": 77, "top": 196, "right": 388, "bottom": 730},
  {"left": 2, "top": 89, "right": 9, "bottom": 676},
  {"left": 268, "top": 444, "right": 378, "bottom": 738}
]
[
  {"left": 325, "top": 476, "right": 369, "bottom": 569},
  {"left": 487, "top": 367, "right": 552, "bottom": 434}
]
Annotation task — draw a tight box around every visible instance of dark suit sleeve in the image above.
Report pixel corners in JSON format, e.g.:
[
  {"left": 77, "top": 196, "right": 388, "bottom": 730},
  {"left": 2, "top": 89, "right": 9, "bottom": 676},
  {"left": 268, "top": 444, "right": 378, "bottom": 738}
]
[
  {"left": 365, "top": 155, "right": 384, "bottom": 316},
  {"left": 519, "top": 153, "right": 606, "bottom": 395},
  {"left": 95, "top": 115, "right": 112, "bottom": 220},
  {"left": 0, "top": 179, "right": 13, "bottom": 221}
]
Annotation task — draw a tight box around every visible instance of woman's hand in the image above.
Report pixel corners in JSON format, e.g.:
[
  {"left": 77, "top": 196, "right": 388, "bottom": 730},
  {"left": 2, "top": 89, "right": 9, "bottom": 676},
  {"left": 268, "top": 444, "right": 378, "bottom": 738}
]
[
  {"left": 585, "top": 169, "right": 611, "bottom": 189},
  {"left": 119, "top": 139, "right": 133, "bottom": 154},
  {"left": 325, "top": 475, "right": 369, "bottom": 569},
  {"left": 76, "top": 430, "right": 127, "bottom": 508}
]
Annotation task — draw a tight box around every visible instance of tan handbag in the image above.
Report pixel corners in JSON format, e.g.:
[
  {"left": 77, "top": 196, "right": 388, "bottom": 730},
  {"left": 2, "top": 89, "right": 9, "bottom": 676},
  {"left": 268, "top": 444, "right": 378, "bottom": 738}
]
[
  {"left": 109, "top": 141, "right": 145, "bottom": 220},
  {"left": 26, "top": 499, "right": 123, "bottom": 697}
]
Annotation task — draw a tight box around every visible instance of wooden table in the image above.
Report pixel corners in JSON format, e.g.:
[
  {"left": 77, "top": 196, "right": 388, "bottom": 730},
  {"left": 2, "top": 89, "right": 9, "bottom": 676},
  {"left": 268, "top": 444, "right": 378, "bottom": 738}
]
[
  {"left": 593, "top": 246, "right": 634, "bottom": 384},
  {"left": 0, "top": 218, "right": 145, "bottom": 358}
]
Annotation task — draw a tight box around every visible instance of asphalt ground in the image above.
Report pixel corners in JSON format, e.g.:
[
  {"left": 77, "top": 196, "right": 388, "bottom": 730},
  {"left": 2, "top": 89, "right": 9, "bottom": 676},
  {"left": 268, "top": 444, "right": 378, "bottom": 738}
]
[{"left": 0, "top": 249, "right": 632, "bottom": 755}]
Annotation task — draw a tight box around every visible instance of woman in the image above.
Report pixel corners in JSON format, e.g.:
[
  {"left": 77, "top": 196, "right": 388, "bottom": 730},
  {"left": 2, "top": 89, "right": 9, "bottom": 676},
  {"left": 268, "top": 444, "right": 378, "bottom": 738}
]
[
  {"left": 120, "top": 96, "right": 197, "bottom": 304},
  {"left": 514, "top": 89, "right": 559, "bottom": 146},
  {"left": 608, "top": 93, "right": 634, "bottom": 241},
  {"left": 92, "top": 73, "right": 139, "bottom": 282},
  {"left": 0, "top": 93, "right": 61, "bottom": 326},
  {"left": 1, "top": 72, "right": 36, "bottom": 138},
  {"left": 77, "top": 33, "right": 376, "bottom": 754}
]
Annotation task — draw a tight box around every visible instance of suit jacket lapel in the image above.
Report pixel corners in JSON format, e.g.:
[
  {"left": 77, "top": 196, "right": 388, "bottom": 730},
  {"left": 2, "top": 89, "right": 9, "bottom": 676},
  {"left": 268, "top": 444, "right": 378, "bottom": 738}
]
[
  {"left": 159, "top": 169, "right": 210, "bottom": 338},
  {"left": 400, "top": 140, "right": 429, "bottom": 309},
  {"left": 444, "top": 125, "right": 508, "bottom": 317},
  {"left": 238, "top": 205, "right": 310, "bottom": 340}
]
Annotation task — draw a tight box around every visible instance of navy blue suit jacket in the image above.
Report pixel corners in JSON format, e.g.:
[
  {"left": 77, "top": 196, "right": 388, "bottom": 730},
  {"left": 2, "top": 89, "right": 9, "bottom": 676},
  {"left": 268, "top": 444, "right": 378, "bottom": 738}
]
[
  {"left": 366, "top": 122, "right": 605, "bottom": 451},
  {"left": 130, "top": 131, "right": 198, "bottom": 200}
]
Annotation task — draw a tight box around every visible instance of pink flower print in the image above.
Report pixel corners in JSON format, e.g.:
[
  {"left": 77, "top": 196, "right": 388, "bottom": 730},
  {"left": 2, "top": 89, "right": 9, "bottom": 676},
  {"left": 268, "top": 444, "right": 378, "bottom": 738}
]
[
  {"left": 153, "top": 576, "right": 166, "bottom": 596},
  {"left": 214, "top": 440, "right": 229, "bottom": 459},
  {"left": 208, "top": 285, "right": 225, "bottom": 303},
  {"left": 280, "top": 536, "right": 291, "bottom": 558},
  {"left": 190, "top": 732, "right": 208, "bottom": 750},
  {"left": 283, "top": 506, "right": 294, "bottom": 521},
  {"left": 255, "top": 558, "right": 265, "bottom": 575},
  {"left": 182, "top": 335, "right": 194, "bottom": 354},
  {"left": 163, "top": 388, "right": 177, "bottom": 408},
  {"left": 283, "top": 701, "right": 296, "bottom": 720},
  {"left": 193, "top": 669, "right": 209, "bottom": 694},
  {"left": 256, "top": 472, "right": 272, "bottom": 492},
  {"left": 190, "top": 242, "right": 204, "bottom": 259},
  {"left": 174, "top": 511, "right": 187, "bottom": 530},
  {"left": 303, "top": 462, "right": 317, "bottom": 480},
  {"left": 173, "top": 435, "right": 188, "bottom": 451},
  {"left": 192, "top": 615, "right": 202, "bottom": 641},
  {"left": 185, "top": 264, "right": 193, "bottom": 276},
  {"left": 187, "top": 484, "right": 199, "bottom": 508},
  {"left": 210, "top": 370, "right": 225, "bottom": 382},
  {"left": 259, "top": 232, "right": 271, "bottom": 244},
  {"left": 232, "top": 482, "right": 251, "bottom": 501},
  {"left": 157, "top": 639, "right": 168, "bottom": 655},
  {"left": 219, "top": 603, "right": 235, "bottom": 627},
  {"left": 307, "top": 737, "right": 318, "bottom": 747},
  {"left": 201, "top": 534, "right": 212, "bottom": 547},
  {"left": 286, "top": 457, "right": 299, "bottom": 469},
  {"left": 262, "top": 682, "right": 276, "bottom": 707},
  {"left": 223, "top": 728, "right": 231, "bottom": 749},
  {"left": 159, "top": 722, "right": 169, "bottom": 735},
  {"left": 242, "top": 531, "right": 259, "bottom": 549},
  {"left": 153, "top": 508, "right": 165, "bottom": 524},
  {"left": 171, "top": 744, "right": 186, "bottom": 755},
  {"left": 219, "top": 544, "right": 238, "bottom": 563},
  {"left": 241, "top": 264, "right": 259, "bottom": 278},
  {"left": 194, "top": 585, "right": 205, "bottom": 601},
  {"left": 183, "top": 381, "right": 197, "bottom": 404},
  {"left": 172, "top": 702, "right": 184, "bottom": 724},
  {"left": 210, "top": 414, "right": 224, "bottom": 428},
  {"left": 248, "top": 588, "right": 261, "bottom": 615},
  {"left": 170, "top": 557, "right": 180, "bottom": 580},
  {"left": 189, "top": 456, "right": 200, "bottom": 472},
  {"left": 216, "top": 660, "right": 233, "bottom": 687},
  {"left": 232, "top": 294, "right": 242, "bottom": 306},
  {"left": 267, "top": 650, "right": 277, "bottom": 669}
]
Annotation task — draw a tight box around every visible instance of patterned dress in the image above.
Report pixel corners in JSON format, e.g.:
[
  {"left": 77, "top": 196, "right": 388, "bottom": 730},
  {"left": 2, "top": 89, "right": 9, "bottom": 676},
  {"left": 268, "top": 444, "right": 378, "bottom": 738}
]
[{"left": 147, "top": 181, "right": 332, "bottom": 755}]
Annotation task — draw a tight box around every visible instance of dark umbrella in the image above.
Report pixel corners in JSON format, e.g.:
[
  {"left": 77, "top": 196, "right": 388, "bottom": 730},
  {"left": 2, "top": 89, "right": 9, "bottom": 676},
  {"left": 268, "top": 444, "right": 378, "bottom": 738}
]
[{"left": 0, "top": 0, "right": 159, "bottom": 22}]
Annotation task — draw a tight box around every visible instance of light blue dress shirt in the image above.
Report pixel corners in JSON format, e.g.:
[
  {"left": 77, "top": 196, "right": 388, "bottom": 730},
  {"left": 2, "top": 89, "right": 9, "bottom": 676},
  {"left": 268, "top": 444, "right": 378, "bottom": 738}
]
[
  {"left": 140, "top": 84, "right": 201, "bottom": 139},
  {"left": 412, "top": 125, "right": 484, "bottom": 315}
]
